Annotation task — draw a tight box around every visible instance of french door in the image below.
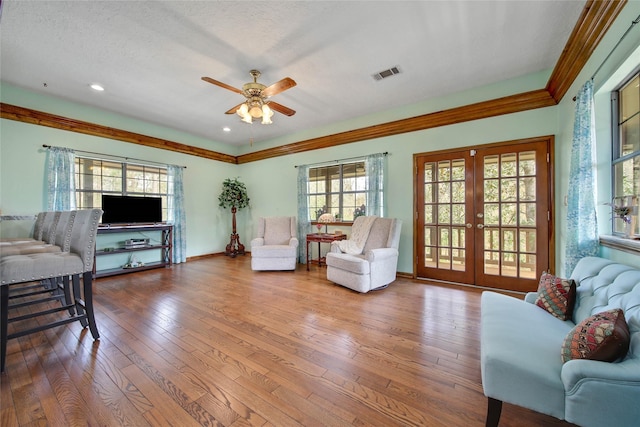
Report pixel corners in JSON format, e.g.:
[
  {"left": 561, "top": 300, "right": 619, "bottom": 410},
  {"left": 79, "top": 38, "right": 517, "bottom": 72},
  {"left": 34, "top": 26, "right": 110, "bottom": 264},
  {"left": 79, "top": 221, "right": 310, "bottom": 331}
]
[{"left": 415, "top": 137, "right": 552, "bottom": 292}]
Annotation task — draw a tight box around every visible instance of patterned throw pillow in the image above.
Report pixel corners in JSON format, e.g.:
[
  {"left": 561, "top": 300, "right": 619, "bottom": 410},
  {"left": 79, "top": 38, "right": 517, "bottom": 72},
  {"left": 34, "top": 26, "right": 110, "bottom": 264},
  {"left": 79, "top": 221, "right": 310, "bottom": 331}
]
[
  {"left": 534, "top": 272, "right": 577, "bottom": 320},
  {"left": 561, "top": 308, "right": 630, "bottom": 363}
]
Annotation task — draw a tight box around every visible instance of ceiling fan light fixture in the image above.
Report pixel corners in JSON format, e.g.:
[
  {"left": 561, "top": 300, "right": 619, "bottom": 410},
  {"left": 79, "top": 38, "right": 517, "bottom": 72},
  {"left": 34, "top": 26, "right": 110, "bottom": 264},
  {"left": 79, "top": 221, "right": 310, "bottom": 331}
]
[
  {"left": 203, "top": 69, "right": 296, "bottom": 125},
  {"left": 240, "top": 113, "right": 252, "bottom": 124},
  {"left": 261, "top": 104, "right": 273, "bottom": 124},
  {"left": 249, "top": 105, "right": 262, "bottom": 118},
  {"left": 236, "top": 103, "right": 252, "bottom": 123}
]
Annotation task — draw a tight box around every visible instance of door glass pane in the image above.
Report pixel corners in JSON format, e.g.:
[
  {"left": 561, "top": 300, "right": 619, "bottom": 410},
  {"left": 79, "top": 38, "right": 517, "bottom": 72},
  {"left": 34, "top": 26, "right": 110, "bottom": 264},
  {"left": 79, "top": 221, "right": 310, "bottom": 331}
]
[
  {"left": 484, "top": 250, "right": 500, "bottom": 274},
  {"left": 452, "top": 181, "right": 465, "bottom": 203},
  {"left": 484, "top": 155, "right": 499, "bottom": 178},
  {"left": 438, "top": 204, "right": 451, "bottom": 224},
  {"left": 424, "top": 183, "right": 434, "bottom": 203},
  {"left": 519, "top": 254, "right": 536, "bottom": 279},
  {"left": 500, "top": 153, "right": 517, "bottom": 177},
  {"left": 439, "top": 182, "right": 451, "bottom": 203},
  {"left": 423, "top": 158, "right": 466, "bottom": 271},
  {"left": 451, "top": 159, "right": 465, "bottom": 180},
  {"left": 501, "top": 203, "right": 517, "bottom": 226},
  {"left": 482, "top": 151, "right": 537, "bottom": 277},
  {"left": 501, "top": 252, "right": 518, "bottom": 277},
  {"left": 519, "top": 203, "right": 536, "bottom": 226},
  {"left": 519, "top": 177, "right": 536, "bottom": 201},
  {"left": 424, "top": 163, "right": 435, "bottom": 183},
  {"left": 501, "top": 178, "right": 517, "bottom": 201},
  {"left": 519, "top": 151, "right": 536, "bottom": 176},
  {"left": 452, "top": 204, "right": 465, "bottom": 224},
  {"left": 424, "top": 205, "right": 433, "bottom": 223},
  {"left": 484, "top": 179, "right": 499, "bottom": 202}
]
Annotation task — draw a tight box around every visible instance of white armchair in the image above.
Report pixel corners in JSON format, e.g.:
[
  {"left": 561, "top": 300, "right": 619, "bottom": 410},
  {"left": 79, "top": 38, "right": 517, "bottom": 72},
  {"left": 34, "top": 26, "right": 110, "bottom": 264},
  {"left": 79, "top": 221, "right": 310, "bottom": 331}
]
[
  {"left": 250, "top": 216, "right": 299, "bottom": 271},
  {"left": 325, "top": 216, "right": 402, "bottom": 293}
]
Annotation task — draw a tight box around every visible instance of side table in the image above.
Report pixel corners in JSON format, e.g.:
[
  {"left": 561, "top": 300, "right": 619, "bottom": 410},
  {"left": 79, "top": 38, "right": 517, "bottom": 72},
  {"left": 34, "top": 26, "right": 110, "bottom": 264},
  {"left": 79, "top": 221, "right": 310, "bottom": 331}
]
[{"left": 306, "top": 233, "right": 347, "bottom": 271}]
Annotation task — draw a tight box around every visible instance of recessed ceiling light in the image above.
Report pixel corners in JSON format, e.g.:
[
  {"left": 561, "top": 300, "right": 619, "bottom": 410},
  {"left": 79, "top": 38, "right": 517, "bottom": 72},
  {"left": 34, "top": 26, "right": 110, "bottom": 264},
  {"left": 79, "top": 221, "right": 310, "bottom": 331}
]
[
  {"left": 90, "top": 83, "right": 104, "bottom": 91},
  {"left": 223, "top": 127, "right": 231, "bottom": 132}
]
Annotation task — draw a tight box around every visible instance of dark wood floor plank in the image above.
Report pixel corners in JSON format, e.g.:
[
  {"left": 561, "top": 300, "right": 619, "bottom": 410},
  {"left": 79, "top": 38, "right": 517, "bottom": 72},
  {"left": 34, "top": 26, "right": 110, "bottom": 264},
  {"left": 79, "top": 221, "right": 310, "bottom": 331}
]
[{"left": 1, "top": 256, "right": 578, "bottom": 427}]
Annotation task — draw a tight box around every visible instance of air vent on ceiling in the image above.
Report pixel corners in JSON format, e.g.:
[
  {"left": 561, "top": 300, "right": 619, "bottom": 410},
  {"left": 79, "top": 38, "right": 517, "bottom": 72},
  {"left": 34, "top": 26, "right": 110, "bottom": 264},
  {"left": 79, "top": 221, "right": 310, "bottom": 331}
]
[{"left": 372, "top": 66, "right": 401, "bottom": 81}]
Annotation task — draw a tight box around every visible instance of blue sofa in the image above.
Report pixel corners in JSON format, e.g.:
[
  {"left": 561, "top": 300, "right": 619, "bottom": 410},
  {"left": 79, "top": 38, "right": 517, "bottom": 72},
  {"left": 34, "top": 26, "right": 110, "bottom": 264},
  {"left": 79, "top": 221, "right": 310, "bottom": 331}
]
[{"left": 481, "top": 256, "right": 640, "bottom": 427}]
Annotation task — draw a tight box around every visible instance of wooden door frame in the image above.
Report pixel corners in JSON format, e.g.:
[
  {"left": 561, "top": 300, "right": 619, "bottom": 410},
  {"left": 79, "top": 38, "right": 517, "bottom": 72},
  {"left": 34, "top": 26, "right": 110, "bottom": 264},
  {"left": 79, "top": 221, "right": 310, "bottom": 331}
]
[{"left": 412, "top": 135, "right": 556, "bottom": 284}]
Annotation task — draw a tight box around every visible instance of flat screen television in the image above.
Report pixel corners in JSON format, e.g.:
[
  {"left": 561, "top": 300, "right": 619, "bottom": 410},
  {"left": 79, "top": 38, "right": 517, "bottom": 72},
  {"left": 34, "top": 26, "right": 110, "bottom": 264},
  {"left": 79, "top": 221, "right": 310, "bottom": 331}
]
[{"left": 101, "top": 195, "right": 163, "bottom": 224}]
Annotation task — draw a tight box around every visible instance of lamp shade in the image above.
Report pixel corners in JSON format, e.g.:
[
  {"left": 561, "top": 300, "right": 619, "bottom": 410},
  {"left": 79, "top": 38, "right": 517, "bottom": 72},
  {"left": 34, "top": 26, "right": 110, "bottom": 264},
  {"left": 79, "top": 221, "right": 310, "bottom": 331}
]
[{"left": 318, "top": 213, "right": 335, "bottom": 224}]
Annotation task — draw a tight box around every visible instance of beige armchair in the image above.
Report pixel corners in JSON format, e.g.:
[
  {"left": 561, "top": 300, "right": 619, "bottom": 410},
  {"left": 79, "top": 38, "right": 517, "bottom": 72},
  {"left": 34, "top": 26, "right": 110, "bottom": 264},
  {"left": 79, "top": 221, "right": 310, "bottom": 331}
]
[
  {"left": 325, "top": 216, "right": 402, "bottom": 293},
  {"left": 250, "top": 216, "right": 299, "bottom": 271}
]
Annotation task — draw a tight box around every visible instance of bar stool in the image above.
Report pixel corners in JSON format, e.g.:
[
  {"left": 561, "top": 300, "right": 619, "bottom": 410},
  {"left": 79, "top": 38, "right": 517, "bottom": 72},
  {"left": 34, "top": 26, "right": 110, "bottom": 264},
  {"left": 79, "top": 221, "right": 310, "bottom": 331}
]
[{"left": 0, "top": 209, "right": 102, "bottom": 372}]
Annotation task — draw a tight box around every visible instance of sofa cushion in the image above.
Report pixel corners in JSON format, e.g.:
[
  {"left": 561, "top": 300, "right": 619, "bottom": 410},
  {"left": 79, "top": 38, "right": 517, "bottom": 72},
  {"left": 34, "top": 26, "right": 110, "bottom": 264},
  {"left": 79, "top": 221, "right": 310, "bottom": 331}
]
[
  {"left": 325, "top": 253, "right": 369, "bottom": 275},
  {"left": 481, "top": 291, "right": 573, "bottom": 419},
  {"left": 263, "top": 217, "right": 293, "bottom": 245},
  {"left": 535, "top": 272, "right": 577, "bottom": 321},
  {"left": 251, "top": 244, "right": 296, "bottom": 258},
  {"left": 561, "top": 308, "right": 630, "bottom": 363}
]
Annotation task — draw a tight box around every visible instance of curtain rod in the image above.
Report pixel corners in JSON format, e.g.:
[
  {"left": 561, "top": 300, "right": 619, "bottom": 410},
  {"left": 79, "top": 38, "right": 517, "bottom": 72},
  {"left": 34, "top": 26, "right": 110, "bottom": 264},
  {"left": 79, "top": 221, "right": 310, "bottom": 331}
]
[
  {"left": 573, "top": 13, "right": 640, "bottom": 101},
  {"left": 42, "top": 144, "right": 186, "bottom": 169},
  {"left": 294, "top": 152, "right": 388, "bottom": 168}
]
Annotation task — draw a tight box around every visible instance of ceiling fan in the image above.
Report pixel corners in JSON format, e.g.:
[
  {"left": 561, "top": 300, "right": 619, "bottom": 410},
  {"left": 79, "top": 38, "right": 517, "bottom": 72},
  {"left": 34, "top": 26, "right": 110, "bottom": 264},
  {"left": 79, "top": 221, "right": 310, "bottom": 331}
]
[{"left": 201, "top": 70, "right": 296, "bottom": 124}]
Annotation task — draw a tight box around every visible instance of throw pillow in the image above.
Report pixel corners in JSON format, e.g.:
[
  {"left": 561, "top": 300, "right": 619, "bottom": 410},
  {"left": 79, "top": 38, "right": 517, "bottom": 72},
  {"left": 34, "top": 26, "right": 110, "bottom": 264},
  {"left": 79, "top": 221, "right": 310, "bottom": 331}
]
[
  {"left": 535, "top": 272, "right": 577, "bottom": 321},
  {"left": 561, "top": 308, "right": 630, "bottom": 363}
]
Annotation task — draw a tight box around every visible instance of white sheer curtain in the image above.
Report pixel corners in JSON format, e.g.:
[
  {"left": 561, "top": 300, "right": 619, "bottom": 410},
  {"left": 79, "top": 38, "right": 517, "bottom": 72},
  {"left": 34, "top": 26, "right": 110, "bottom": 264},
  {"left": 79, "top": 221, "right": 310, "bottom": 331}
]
[
  {"left": 167, "top": 165, "right": 186, "bottom": 263},
  {"left": 296, "top": 165, "right": 310, "bottom": 264},
  {"left": 46, "top": 146, "right": 76, "bottom": 211},
  {"left": 565, "top": 80, "right": 599, "bottom": 274},
  {"left": 365, "top": 153, "right": 385, "bottom": 217}
]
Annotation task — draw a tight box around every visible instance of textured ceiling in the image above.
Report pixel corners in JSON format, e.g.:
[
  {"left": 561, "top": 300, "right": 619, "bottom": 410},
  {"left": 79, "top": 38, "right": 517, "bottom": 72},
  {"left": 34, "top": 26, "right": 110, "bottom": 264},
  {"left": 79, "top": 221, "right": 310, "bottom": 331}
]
[{"left": 0, "top": 1, "right": 586, "bottom": 148}]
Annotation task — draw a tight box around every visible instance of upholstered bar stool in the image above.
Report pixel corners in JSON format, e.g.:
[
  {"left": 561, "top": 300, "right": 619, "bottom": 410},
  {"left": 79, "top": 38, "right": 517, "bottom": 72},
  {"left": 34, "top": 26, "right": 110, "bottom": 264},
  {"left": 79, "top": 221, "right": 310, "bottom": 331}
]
[
  {"left": 0, "top": 211, "right": 57, "bottom": 246},
  {"left": 1, "top": 211, "right": 77, "bottom": 308},
  {"left": 0, "top": 209, "right": 102, "bottom": 372},
  {"left": 0, "top": 211, "right": 73, "bottom": 256}
]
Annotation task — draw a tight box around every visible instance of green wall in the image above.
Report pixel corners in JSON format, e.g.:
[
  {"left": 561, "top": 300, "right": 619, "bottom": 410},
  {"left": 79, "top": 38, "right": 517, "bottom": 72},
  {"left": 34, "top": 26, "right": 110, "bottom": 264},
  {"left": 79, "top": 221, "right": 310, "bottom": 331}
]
[{"left": 2, "top": 1, "right": 639, "bottom": 276}]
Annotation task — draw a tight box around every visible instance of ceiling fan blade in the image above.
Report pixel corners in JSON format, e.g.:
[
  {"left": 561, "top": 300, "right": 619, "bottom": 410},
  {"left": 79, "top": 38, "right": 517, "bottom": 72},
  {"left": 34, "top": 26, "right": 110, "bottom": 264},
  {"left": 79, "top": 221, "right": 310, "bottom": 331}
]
[
  {"left": 201, "top": 77, "right": 243, "bottom": 95},
  {"left": 268, "top": 101, "right": 296, "bottom": 116},
  {"left": 262, "top": 77, "right": 297, "bottom": 97},
  {"left": 225, "top": 103, "right": 244, "bottom": 114}
]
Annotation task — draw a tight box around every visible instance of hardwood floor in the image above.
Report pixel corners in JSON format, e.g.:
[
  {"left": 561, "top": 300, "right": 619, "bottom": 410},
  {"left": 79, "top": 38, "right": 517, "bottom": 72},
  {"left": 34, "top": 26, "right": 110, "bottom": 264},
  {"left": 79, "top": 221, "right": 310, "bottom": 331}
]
[{"left": 1, "top": 256, "right": 576, "bottom": 426}]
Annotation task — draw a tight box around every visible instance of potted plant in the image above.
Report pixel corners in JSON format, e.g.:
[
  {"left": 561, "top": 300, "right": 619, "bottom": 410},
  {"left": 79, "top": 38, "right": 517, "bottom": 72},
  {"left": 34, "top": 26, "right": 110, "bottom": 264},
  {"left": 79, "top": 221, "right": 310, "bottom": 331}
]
[{"left": 218, "top": 178, "right": 250, "bottom": 257}]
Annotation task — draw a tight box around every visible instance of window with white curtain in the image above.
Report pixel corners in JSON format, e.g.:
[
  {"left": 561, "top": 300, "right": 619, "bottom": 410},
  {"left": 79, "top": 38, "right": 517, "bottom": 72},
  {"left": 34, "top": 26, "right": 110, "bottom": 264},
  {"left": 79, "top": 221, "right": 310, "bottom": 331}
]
[
  {"left": 611, "top": 71, "right": 640, "bottom": 236},
  {"left": 74, "top": 157, "right": 171, "bottom": 221},
  {"left": 307, "top": 159, "right": 384, "bottom": 222}
]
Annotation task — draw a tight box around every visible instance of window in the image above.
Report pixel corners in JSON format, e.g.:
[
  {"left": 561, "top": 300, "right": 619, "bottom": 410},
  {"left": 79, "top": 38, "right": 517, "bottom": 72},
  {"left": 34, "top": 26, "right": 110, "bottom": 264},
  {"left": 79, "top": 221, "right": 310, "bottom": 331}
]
[
  {"left": 611, "top": 72, "right": 640, "bottom": 236},
  {"left": 307, "top": 161, "right": 374, "bottom": 222},
  {"left": 75, "top": 157, "right": 169, "bottom": 221}
]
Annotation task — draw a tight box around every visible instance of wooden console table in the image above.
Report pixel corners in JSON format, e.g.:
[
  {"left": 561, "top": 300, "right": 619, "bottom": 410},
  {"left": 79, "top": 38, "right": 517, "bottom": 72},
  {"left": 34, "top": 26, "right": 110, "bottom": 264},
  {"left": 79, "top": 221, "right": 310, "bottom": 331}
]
[
  {"left": 94, "top": 223, "right": 173, "bottom": 278},
  {"left": 306, "top": 233, "right": 347, "bottom": 271}
]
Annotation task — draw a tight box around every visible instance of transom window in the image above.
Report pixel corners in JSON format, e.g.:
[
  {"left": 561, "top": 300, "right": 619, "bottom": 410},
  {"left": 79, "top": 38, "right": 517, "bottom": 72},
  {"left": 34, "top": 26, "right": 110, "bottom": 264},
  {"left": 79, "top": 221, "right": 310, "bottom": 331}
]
[
  {"left": 308, "top": 161, "right": 370, "bottom": 222},
  {"left": 74, "top": 157, "right": 169, "bottom": 221},
  {"left": 612, "top": 72, "right": 640, "bottom": 236}
]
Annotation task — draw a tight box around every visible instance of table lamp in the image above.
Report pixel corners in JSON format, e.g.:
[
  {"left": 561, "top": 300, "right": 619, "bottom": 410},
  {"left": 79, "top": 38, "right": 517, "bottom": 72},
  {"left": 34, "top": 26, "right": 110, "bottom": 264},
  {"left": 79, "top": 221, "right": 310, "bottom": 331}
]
[{"left": 317, "top": 213, "right": 336, "bottom": 233}]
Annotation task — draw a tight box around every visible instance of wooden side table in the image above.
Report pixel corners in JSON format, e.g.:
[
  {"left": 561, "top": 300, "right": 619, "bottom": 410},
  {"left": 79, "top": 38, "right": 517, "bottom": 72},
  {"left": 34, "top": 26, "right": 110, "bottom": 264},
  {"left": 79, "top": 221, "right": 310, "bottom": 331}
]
[{"left": 306, "top": 233, "right": 347, "bottom": 270}]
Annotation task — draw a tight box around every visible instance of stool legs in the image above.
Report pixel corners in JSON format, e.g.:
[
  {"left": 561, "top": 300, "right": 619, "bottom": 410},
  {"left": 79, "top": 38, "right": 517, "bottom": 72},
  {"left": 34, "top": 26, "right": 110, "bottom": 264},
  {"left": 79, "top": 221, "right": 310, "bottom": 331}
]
[
  {"left": 82, "top": 271, "right": 99, "bottom": 340},
  {"left": 0, "top": 272, "right": 99, "bottom": 372},
  {"left": 72, "top": 272, "right": 99, "bottom": 339},
  {"left": 1, "top": 285, "right": 8, "bottom": 372}
]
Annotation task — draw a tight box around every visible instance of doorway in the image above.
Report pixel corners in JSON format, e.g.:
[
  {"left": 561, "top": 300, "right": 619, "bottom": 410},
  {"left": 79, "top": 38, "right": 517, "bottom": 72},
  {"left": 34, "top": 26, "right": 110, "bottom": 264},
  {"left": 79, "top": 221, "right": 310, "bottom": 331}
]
[{"left": 414, "top": 136, "right": 553, "bottom": 292}]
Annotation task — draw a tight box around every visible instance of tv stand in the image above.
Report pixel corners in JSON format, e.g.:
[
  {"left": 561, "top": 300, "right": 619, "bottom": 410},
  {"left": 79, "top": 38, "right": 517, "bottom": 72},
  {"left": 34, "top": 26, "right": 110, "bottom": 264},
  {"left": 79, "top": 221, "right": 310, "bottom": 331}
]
[{"left": 94, "top": 223, "right": 173, "bottom": 278}]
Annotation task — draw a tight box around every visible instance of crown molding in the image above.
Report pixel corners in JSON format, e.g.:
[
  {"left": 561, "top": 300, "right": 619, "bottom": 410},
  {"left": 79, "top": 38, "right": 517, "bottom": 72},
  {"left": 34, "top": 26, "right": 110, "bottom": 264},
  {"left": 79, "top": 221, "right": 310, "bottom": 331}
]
[
  {"left": 0, "top": 102, "right": 236, "bottom": 164},
  {"left": 0, "top": 0, "right": 625, "bottom": 164},
  {"left": 546, "top": 0, "right": 626, "bottom": 102},
  {"left": 236, "top": 89, "right": 556, "bottom": 164}
]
